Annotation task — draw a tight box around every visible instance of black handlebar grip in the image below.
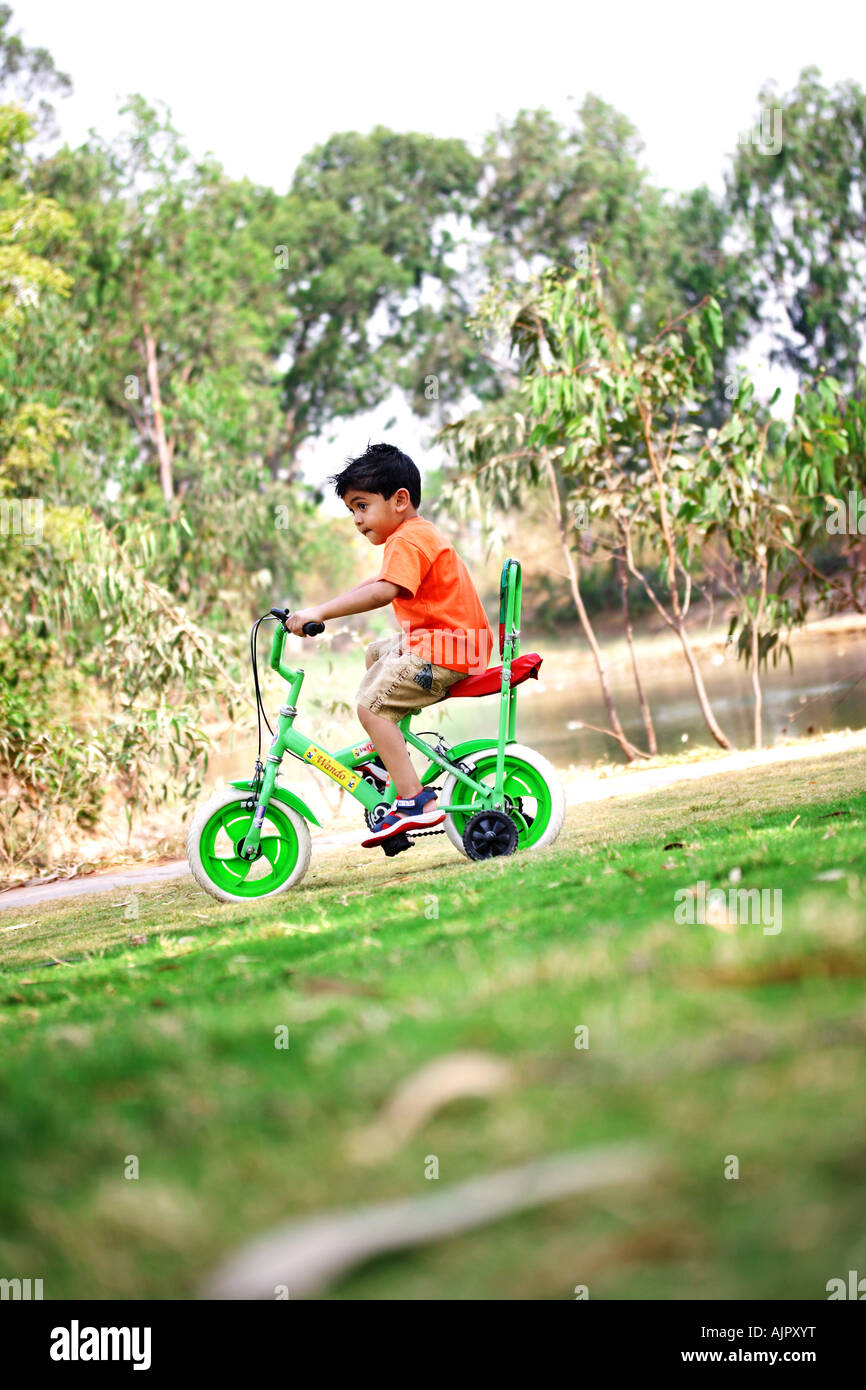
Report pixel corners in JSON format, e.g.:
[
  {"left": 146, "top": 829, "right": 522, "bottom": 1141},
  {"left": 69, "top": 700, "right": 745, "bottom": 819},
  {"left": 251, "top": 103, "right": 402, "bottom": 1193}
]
[{"left": 267, "top": 609, "right": 323, "bottom": 635}]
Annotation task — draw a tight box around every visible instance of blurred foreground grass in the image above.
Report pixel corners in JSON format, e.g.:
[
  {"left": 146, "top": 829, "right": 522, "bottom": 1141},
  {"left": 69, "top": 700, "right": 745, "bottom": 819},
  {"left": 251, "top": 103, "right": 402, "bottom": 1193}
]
[{"left": 0, "top": 745, "right": 864, "bottom": 1299}]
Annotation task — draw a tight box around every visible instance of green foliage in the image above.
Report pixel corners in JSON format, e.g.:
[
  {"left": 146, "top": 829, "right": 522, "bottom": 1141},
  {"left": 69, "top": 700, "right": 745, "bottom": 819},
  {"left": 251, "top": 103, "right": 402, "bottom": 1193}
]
[
  {"left": 726, "top": 65, "right": 866, "bottom": 391},
  {"left": 273, "top": 126, "right": 490, "bottom": 464},
  {"left": 436, "top": 247, "right": 846, "bottom": 748},
  {"left": 475, "top": 97, "right": 758, "bottom": 435},
  {"left": 0, "top": 496, "right": 257, "bottom": 864},
  {"left": 0, "top": 105, "right": 74, "bottom": 495},
  {"left": 0, "top": 93, "right": 333, "bottom": 872},
  {"left": 0, "top": 5, "right": 71, "bottom": 138},
  {"left": 32, "top": 97, "right": 289, "bottom": 509},
  {"left": 783, "top": 364, "right": 866, "bottom": 610},
  {"left": 0, "top": 622, "right": 106, "bottom": 867}
]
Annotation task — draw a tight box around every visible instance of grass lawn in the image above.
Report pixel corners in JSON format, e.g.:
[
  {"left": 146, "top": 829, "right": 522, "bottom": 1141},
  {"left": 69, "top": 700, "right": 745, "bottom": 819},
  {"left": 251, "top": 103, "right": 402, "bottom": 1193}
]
[{"left": 1, "top": 744, "right": 864, "bottom": 1300}]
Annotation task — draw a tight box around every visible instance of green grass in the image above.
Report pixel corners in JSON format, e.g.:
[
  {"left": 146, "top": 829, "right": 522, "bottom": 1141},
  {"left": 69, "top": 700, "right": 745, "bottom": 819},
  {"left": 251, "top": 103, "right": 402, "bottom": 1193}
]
[{"left": 1, "top": 747, "right": 864, "bottom": 1300}]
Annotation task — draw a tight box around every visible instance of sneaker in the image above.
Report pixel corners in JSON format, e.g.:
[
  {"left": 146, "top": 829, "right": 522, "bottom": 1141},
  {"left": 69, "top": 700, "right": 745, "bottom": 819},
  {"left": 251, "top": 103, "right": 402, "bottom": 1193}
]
[{"left": 360, "top": 789, "right": 445, "bottom": 846}]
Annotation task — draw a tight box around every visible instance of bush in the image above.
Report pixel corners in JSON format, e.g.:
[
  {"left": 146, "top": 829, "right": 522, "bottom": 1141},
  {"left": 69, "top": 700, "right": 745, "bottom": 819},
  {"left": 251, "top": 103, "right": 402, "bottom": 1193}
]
[{"left": 0, "top": 628, "right": 106, "bottom": 867}]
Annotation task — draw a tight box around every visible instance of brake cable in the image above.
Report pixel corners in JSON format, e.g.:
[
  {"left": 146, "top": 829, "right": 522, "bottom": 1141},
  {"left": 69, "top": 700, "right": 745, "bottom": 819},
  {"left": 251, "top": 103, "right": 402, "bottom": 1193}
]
[
  {"left": 248, "top": 610, "right": 311, "bottom": 797},
  {"left": 249, "top": 614, "right": 278, "bottom": 800},
  {"left": 251, "top": 615, "right": 276, "bottom": 746}
]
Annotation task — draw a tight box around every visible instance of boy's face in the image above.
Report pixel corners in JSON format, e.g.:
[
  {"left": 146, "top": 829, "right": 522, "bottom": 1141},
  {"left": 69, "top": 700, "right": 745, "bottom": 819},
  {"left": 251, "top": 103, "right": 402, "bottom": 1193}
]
[{"left": 344, "top": 488, "right": 410, "bottom": 545}]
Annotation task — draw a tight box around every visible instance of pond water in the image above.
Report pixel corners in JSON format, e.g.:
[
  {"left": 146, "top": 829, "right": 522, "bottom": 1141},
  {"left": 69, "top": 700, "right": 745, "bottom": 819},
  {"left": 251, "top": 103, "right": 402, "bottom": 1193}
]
[
  {"left": 510, "top": 625, "right": 866, "bottom": 767},
  {"left": 202, "top": 624, "right": 866, "bottom": 819}
]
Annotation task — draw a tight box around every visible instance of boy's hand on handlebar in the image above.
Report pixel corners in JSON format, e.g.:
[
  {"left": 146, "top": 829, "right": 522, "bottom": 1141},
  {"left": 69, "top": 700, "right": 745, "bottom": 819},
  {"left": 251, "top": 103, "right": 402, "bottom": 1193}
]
[{"left": 286, "top": 608, "right": 323, "bottom": 637}]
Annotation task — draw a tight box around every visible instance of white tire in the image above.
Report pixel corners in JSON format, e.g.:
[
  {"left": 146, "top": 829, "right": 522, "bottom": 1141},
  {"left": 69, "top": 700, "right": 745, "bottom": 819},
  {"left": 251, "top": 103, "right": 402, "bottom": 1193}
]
[
  {"left": 440, "top": 742, "right": 565, "bottom": 858},
  {"left": 186, "top": 786, "right": 311, "bottom": 904}
]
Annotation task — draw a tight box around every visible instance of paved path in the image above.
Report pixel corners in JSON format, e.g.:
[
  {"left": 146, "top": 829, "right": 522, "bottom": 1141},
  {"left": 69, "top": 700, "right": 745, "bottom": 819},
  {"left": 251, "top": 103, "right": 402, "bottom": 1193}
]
[{"left": 0, "top": 830, "right": 363, "bottom": 911}]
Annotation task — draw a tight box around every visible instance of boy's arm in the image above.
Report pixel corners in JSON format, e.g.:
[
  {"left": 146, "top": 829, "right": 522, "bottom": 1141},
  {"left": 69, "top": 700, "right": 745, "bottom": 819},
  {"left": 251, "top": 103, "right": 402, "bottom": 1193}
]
[
  {"left": 286, "top": 579, "right": 407, "bottom": 636},
  {"left": 332, "top": 576, "right": 388, "bottom": 601}
]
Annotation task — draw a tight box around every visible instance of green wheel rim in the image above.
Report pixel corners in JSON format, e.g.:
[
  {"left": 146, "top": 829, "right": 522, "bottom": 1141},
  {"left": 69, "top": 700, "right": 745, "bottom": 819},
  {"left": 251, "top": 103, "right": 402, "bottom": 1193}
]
[
  {"left": 198, "top": 798, "right": 302, "bottom": 898},
  {"left": 447, "top": 753, "right": 553, "bottom": 849}
]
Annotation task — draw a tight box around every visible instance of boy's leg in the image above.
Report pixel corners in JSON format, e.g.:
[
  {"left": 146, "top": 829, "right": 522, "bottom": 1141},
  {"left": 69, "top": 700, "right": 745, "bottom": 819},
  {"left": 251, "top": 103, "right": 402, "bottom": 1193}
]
[
  {"left": 356, "top": 704, "right": 428, "bottom": 804},
  {"left": 355, "top": 643, "right": 446, "bottom": 827},
  {"left": 356, "top": 635, "right": 412, "bottom": 795},
  {"left": 357, "top": 699, "right": 444, "bottom": 845},
  {"left": 355, "top": 650, "right": 464, "bottom": 833}
]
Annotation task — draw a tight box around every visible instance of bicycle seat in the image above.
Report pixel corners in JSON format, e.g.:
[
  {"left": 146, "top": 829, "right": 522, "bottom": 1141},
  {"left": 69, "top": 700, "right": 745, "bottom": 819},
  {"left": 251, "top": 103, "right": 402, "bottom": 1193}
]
[{"left": 446, "top": 652, "right": 543, "bottom": 699}]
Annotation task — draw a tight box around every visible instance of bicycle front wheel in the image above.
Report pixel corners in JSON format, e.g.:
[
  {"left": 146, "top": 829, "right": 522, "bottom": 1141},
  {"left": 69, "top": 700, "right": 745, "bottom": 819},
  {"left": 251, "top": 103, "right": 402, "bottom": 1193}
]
[{"left": 186, "top": 787, "right": 311, "bottom": 903}]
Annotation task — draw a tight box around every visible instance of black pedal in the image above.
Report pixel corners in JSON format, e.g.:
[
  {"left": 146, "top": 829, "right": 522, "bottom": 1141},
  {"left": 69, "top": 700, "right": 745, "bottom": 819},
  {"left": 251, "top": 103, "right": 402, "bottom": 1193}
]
[{"left": 381, "top": 832, "right": 413, "bottom": 857}]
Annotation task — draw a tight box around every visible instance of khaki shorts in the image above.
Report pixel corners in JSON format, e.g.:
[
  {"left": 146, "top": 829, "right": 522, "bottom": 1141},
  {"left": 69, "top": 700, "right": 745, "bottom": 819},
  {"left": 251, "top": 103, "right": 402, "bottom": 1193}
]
[{"left": 356, "top": 633, "right": 466, "bottom": 724}]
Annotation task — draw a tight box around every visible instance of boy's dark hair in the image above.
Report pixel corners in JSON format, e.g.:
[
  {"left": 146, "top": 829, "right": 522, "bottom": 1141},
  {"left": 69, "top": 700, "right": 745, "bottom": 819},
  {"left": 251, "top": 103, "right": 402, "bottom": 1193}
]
[{"left": 329, "top": 441, "right": 421, "bottom": 509}]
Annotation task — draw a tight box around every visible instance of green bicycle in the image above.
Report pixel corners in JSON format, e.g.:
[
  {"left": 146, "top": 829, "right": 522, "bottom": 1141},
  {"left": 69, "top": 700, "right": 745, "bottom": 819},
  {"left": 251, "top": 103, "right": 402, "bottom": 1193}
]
[{"left": 187, "top": 558, "right": 565, "bottom": 903}]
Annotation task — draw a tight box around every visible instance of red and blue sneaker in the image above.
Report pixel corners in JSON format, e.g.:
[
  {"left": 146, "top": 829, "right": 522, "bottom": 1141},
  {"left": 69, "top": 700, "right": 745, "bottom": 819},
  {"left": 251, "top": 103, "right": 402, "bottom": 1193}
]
[{"left": 360, "top": 789, "right": 445, "bottom": 847}]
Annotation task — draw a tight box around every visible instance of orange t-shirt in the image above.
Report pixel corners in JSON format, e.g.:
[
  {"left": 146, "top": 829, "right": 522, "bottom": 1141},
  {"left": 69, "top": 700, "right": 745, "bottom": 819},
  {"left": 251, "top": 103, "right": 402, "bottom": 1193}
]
[{"left": 376, "top": 516, "right": 493, "bottom": 675}]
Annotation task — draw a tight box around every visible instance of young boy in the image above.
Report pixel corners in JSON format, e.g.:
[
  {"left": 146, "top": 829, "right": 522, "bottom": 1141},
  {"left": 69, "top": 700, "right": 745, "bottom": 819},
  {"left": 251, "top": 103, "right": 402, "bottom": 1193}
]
[{"left": 286, "top": 442, "right": 493, "bottom": 847}]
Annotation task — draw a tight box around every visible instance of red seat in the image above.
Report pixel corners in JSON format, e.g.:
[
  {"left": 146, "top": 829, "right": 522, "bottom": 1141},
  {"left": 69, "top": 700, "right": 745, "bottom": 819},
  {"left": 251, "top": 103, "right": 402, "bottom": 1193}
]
[{"left": 446, "top": 652, "right": 543, "bottom": 699}]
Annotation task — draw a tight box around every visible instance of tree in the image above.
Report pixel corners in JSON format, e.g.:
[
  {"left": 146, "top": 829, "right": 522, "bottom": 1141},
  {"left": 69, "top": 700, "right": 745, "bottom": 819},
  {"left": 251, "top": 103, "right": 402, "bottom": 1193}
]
[
  {"left": 438, "top": 252, "right": 776, "bottom": 754},
  {"left": 0, "top": 104, "right": 268, "bottom": 868},
  {"left": 783, "top": 364, "right": 866, "bottom": 612},
  {"left": 0, "top": 105, "right": 73, "bottom": 495},
  {"left": 0, "top": 4, "right": 71, "bottom": 138},
  {"left": 34, "top": 96, "right": 289, "bottom": 512},
  {"left": 438, "top": 264, "right": 647, "bottom": 762},
  {"left": 474, "top": 97, "right": 758, "bottom": 434},
  {"left": 726, "top": 65, "right": 866, "bottom": 391},
  {"left": 681, "top": 379, "right": 807, "bottom": 749},
  {"left": 30, "top": 97, "right": 327, "bottom": 626},
  {"left": 271, "top": 126, "right": 494, "bottom": 475}
]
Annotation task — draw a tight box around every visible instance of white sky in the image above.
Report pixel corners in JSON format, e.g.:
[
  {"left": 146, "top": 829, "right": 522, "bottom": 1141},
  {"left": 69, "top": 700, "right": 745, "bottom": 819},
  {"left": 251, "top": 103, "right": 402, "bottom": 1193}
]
[{"left": 17, "top": 0, "right": 866, "bottom": 500}]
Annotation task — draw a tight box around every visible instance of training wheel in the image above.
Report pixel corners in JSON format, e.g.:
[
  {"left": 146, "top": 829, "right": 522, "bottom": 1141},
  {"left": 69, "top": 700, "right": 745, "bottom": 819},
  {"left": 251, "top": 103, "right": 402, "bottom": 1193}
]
[{"left": 461, "top": 808, "right": 519, "bottom": 860}]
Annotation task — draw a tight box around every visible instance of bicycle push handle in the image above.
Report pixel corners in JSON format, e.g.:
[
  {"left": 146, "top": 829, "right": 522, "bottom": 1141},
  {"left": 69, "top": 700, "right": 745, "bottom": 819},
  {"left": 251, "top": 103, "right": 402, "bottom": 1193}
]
[{"left": 269, "top": 608, "right": 325, "bottom": 637}]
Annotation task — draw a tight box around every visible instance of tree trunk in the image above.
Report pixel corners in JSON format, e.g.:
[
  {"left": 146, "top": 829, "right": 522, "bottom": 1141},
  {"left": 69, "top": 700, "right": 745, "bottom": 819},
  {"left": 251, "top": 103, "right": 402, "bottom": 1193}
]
[
  {"left": 619, "top": 550, "right": 657, "bottom": 755},
  {"left": 143, "top": 322, "right": 174, "bottom": 509},
  {"left": 638, "top": 402, "right": 732, "bottom": 750},
  {"left": 673, "top": 618, "right": 732, "bottom": 749},
  {"left": 750, "top": 553, "right": 768, "bottom": 749},
  {"left": 543, "top": 454, "right": 644, "bottom": 762},
  {"left": 267, "top": 406, "right": 299, "bottom": 480}
]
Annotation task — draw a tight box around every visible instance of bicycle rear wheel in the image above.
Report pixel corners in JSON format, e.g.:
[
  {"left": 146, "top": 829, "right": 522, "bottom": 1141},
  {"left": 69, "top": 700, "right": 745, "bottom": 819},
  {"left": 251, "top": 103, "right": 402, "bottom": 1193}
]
[{"left": 440, "top": 743, "right": 565, "bottom": 857}]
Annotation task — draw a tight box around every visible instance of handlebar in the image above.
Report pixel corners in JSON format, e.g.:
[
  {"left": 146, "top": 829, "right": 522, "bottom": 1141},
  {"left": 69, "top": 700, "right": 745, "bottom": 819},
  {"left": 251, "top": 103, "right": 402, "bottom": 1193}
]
[{"left": 269, "top": 608, "right": 324, "bottom": 636}]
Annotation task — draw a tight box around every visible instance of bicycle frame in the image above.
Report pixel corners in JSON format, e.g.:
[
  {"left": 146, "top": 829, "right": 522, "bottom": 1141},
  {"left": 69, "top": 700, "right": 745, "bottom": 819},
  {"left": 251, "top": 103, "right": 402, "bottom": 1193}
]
[{"left": 237, "top": 558, "right": 526, "bottom": 859}]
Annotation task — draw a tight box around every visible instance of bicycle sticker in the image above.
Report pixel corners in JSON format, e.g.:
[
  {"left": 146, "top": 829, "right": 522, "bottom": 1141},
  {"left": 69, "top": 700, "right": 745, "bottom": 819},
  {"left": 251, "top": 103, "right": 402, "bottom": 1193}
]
[
  {"left": 302, "top": 743, "right": 361, "bottom": 792},
  {"left": 351, "top": 740, "right": 376, "bottom": 760}
]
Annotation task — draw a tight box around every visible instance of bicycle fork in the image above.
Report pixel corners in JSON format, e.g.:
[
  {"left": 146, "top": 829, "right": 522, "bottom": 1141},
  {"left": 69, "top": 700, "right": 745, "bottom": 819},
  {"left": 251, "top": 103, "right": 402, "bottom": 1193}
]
[{"left": 238, "top": 739, "right": 282, "bottom": 860}]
